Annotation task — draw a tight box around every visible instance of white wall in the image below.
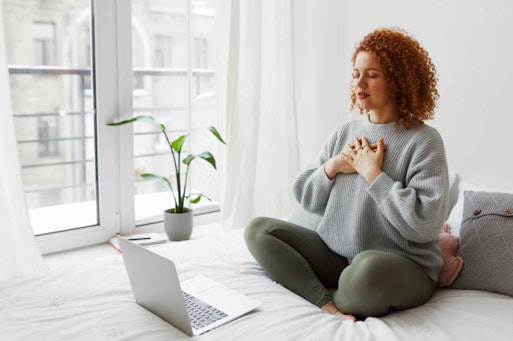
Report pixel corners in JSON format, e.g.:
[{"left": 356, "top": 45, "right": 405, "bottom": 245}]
[{"left": 295, "top": 0, "right": 513, "bottom": 191}]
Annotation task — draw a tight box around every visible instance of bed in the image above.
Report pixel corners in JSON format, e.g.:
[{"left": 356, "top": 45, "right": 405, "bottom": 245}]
[{"left": 1, "top": 176, "right": 513, "bottom": 341}]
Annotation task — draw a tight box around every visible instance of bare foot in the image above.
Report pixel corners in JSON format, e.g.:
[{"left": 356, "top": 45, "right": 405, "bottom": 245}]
[{"left": 321, "top": 301, "right": 356, "bottom": 322}]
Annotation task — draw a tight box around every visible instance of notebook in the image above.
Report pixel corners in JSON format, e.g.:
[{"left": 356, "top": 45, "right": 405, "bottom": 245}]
[{"left": 118, "top": 237, "right": 260, "bottom": 336}]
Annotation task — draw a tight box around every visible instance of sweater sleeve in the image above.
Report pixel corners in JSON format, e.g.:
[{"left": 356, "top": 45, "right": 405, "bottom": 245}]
[
  {"left": 367, "top": 132, "right": 450, "bottom": 243},
  {"left": 292, "top": 127, "right": 343, "bottom": 215},
  {"left": 293, "top": 167, "right": 333, "bottom": 215}
]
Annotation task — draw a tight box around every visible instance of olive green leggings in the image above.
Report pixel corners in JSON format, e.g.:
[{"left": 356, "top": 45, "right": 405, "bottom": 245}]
[{"left": 244, "top": 217, "right": 436, "bottom": 318}]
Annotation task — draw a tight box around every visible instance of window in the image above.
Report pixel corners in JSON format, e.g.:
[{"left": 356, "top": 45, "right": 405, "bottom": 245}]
[
  {"left": 193, "top": 37, "right": 208, "bottom": 69},
  {"left": 131, "top": 1, "right": 219, "bottom": 226},
  {"left": 4, "top": 0, "right": 219, "bottom": 254},
  {"left": 6, "top": 1, "right": 98, "bottom": 238},
  {"left": 33, "top": 21, "right": 56, "bottom": 66},
  {"left": 154, "top": 34, "right": 173, "bottom": 68},
  {"left": 37, "top": 114, "right": 60, "bottom": 157}
]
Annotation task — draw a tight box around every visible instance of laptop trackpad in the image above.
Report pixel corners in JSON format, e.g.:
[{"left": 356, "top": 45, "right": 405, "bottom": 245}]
[{"left": 181, "top": 275, "right": 259, "bottom": 316}]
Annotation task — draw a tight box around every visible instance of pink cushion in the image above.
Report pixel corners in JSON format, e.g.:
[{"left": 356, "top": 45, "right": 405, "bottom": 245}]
[{"left": 437, "top": 225, "right": 464, "bottom": 287}]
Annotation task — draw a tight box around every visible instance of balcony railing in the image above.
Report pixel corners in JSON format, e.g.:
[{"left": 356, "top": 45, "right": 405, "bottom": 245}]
[{"left": 9, "top": 64, "right": 215, "bottom": 205}]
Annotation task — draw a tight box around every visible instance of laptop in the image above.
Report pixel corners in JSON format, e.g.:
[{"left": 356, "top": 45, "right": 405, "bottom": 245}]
[{"left": 118, "top": 237, "right": 260, "bottom": 336}]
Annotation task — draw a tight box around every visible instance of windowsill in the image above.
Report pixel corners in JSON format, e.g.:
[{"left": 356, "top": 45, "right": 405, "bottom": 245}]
[
  {"left": 43, "top": 218, "right": 223, "bottom": 269},
  {"left": 134, "top": 192, "right": 221, "bottom": 227},
  {"left": 35, "top": 201, "right": 221, "bottom": 256},
  {"left": 31, "top": 191, "right": 220, "bottom": 236}
]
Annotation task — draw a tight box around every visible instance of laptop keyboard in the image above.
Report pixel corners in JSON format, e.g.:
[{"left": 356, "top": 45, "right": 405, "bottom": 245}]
[{"left": 182, "top": 291, "right": 228, "bottom": 330}]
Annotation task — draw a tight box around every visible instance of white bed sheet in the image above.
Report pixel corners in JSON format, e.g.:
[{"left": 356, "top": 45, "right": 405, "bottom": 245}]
[{"left": 1, "top": 230, "right": 513, "bottom": 341}]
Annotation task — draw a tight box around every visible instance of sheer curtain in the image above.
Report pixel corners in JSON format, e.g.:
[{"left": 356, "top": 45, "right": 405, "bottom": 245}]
[
  {"left": 0, "top": 7, "right": 47, "bottom": 279},
  {"left": 216, "top": 0, "right": 347, "bottom": 230},
  {"left": 216, "top": 0, "right": 300, "bottom": 229}
]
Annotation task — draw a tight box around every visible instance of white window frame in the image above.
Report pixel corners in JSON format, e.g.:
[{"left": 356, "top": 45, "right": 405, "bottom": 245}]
[{"left": 35, "top": 0, "right": 135, "bottom": 255}]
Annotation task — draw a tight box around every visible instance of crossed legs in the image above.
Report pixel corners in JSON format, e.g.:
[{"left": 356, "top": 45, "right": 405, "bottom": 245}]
[{"left": 244, "top": 217, "right": 436, "bottom": 320}]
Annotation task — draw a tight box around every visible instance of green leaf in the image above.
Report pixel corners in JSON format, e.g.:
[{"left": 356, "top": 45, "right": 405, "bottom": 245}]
[
  {"left": 208, "top": 126, "right": 226, "bottom": 144},
  {"left": 107, "top": 115, "right": 166, "bottom": 132},
  {"left": 187, "top": 193, "right": 202, "bottom": 204},
  {"left": 182, "top": 154, "right": 195, "bottom": 165},
  {"left": 140, "top": 173, "right": 173, "bottom": 191},
  {"left": 171, "top": 134, "right": 188, "bottom": 153},
  {"left": 109, "top": 118, "right": 225, "bottom": 212},
  {"left": 140, "top": 173, "right": 179, "bottom": 209},
  {"left": 186, "top": 192, "right": 212, "bottom": 204},
  {"left": 182, "top": 151, "right": 216, "bottom": 169}
]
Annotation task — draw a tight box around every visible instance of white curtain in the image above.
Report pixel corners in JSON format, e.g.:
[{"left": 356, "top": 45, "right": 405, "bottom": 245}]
[
  {"left": 216, "top": 0, "right": 300, "bottom": 229},
  {"left": 216, "top": 0, "right": 348, "bottom": 230},
  {"left": 0, "top": 6, "right": 47, "bottom": 279}
]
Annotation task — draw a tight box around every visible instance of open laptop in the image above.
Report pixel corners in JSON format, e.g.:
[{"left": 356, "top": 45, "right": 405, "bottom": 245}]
[{"left": 118, "top": 237, "right": 260, "bottom": 336}]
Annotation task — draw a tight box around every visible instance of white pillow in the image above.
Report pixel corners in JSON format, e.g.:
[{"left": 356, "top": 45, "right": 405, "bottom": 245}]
[{"left": 445, "top": 190, "right": 464, "bottom": 236}]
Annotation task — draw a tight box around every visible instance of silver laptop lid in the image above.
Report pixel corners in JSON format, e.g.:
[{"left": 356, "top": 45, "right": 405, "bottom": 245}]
[{"left": 118, "top": 237, "right": 194, "bottom": 336}]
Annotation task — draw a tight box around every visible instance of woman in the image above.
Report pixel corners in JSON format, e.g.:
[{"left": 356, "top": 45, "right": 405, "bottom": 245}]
[{"left": 244, "top": 27, "right": 449, "bottom": 320}]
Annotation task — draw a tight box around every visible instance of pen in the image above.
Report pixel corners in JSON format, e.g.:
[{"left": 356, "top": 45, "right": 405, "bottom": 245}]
[{"left": 128, "top": 237, "right": 151, "bottom": 241}]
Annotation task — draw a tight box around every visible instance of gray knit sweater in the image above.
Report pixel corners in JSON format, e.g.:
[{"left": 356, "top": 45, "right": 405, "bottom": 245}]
[{"left": 293, "top": 117, "right": 449, "bottom": 281}]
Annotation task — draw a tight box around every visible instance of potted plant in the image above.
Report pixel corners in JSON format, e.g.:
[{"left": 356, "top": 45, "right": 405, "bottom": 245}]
[{"left": 107, "top": 115, "right": 226, "bottom": 240}]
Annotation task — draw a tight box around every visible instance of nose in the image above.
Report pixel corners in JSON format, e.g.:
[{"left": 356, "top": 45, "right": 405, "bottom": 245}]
[{"left": 356, "top": 76, "right": 366, "bottom": 89}]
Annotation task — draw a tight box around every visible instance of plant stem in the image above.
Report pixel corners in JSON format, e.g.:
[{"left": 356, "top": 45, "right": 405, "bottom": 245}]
[
  {"left": 182, "top": 164, "right": 190, "bottom": 212},
  {"left": 162, "top": 129, "right": 180, "bottom": 209}
]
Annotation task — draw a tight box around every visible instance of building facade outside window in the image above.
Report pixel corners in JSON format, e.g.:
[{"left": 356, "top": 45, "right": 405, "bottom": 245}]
[
  {"left": 33, "top": 21, "right": 56, "bottom": 66},
  {"left": 3, "top": 0, "right": 220, "bottom": 254},
  {"left": 37, "top": 114, "right": 60, "bottom": 157}
]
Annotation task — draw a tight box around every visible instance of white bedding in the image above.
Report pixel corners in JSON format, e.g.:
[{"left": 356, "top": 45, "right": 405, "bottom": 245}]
[{"left": 1, "top": 229, "right": 513, "bottom": 341}]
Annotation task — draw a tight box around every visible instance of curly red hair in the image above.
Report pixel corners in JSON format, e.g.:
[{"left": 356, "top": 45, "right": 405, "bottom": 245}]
[{"left": 350, "top": 27, "right": 439, "bottom": 128}]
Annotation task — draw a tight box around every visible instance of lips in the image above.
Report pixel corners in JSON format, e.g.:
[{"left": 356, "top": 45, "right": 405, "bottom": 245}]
[{"left": 357, "top": 91, "right": 369, "bottom": 100}]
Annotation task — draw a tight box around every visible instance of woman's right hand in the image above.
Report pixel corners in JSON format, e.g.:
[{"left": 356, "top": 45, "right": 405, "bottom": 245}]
[
  {"left": 324, "top": 143, "right": 357, "bottom": 179},
  {"left": 324, "top": 140, "right": 381, "bottom": 180}
]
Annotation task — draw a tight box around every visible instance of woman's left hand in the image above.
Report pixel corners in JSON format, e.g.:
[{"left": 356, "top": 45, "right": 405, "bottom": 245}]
[{"left": 342, "top": 136, "right": 385, "bottom": 184}]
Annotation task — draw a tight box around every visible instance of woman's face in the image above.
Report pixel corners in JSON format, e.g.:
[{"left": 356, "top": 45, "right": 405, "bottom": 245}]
[{"left": 352, "top": 51, "right": 398, "bottom": 123}]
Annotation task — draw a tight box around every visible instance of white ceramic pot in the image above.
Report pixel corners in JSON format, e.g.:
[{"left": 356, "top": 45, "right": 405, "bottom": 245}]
[{"left": 164, "top": 208, "right": 193, "bottom": 241}]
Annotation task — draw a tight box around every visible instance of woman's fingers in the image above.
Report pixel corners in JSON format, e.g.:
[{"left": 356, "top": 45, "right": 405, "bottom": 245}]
[
  {"left": 350, "top": 137, "right": 386, "bottom": 152},
  {"left": 360, "top": 136, "right": 370, "bottom": 150}
]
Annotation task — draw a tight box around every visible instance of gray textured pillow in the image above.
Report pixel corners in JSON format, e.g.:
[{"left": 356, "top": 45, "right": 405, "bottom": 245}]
[{"left": 451, "top": 190, "right": 513, "bottom": 296}]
